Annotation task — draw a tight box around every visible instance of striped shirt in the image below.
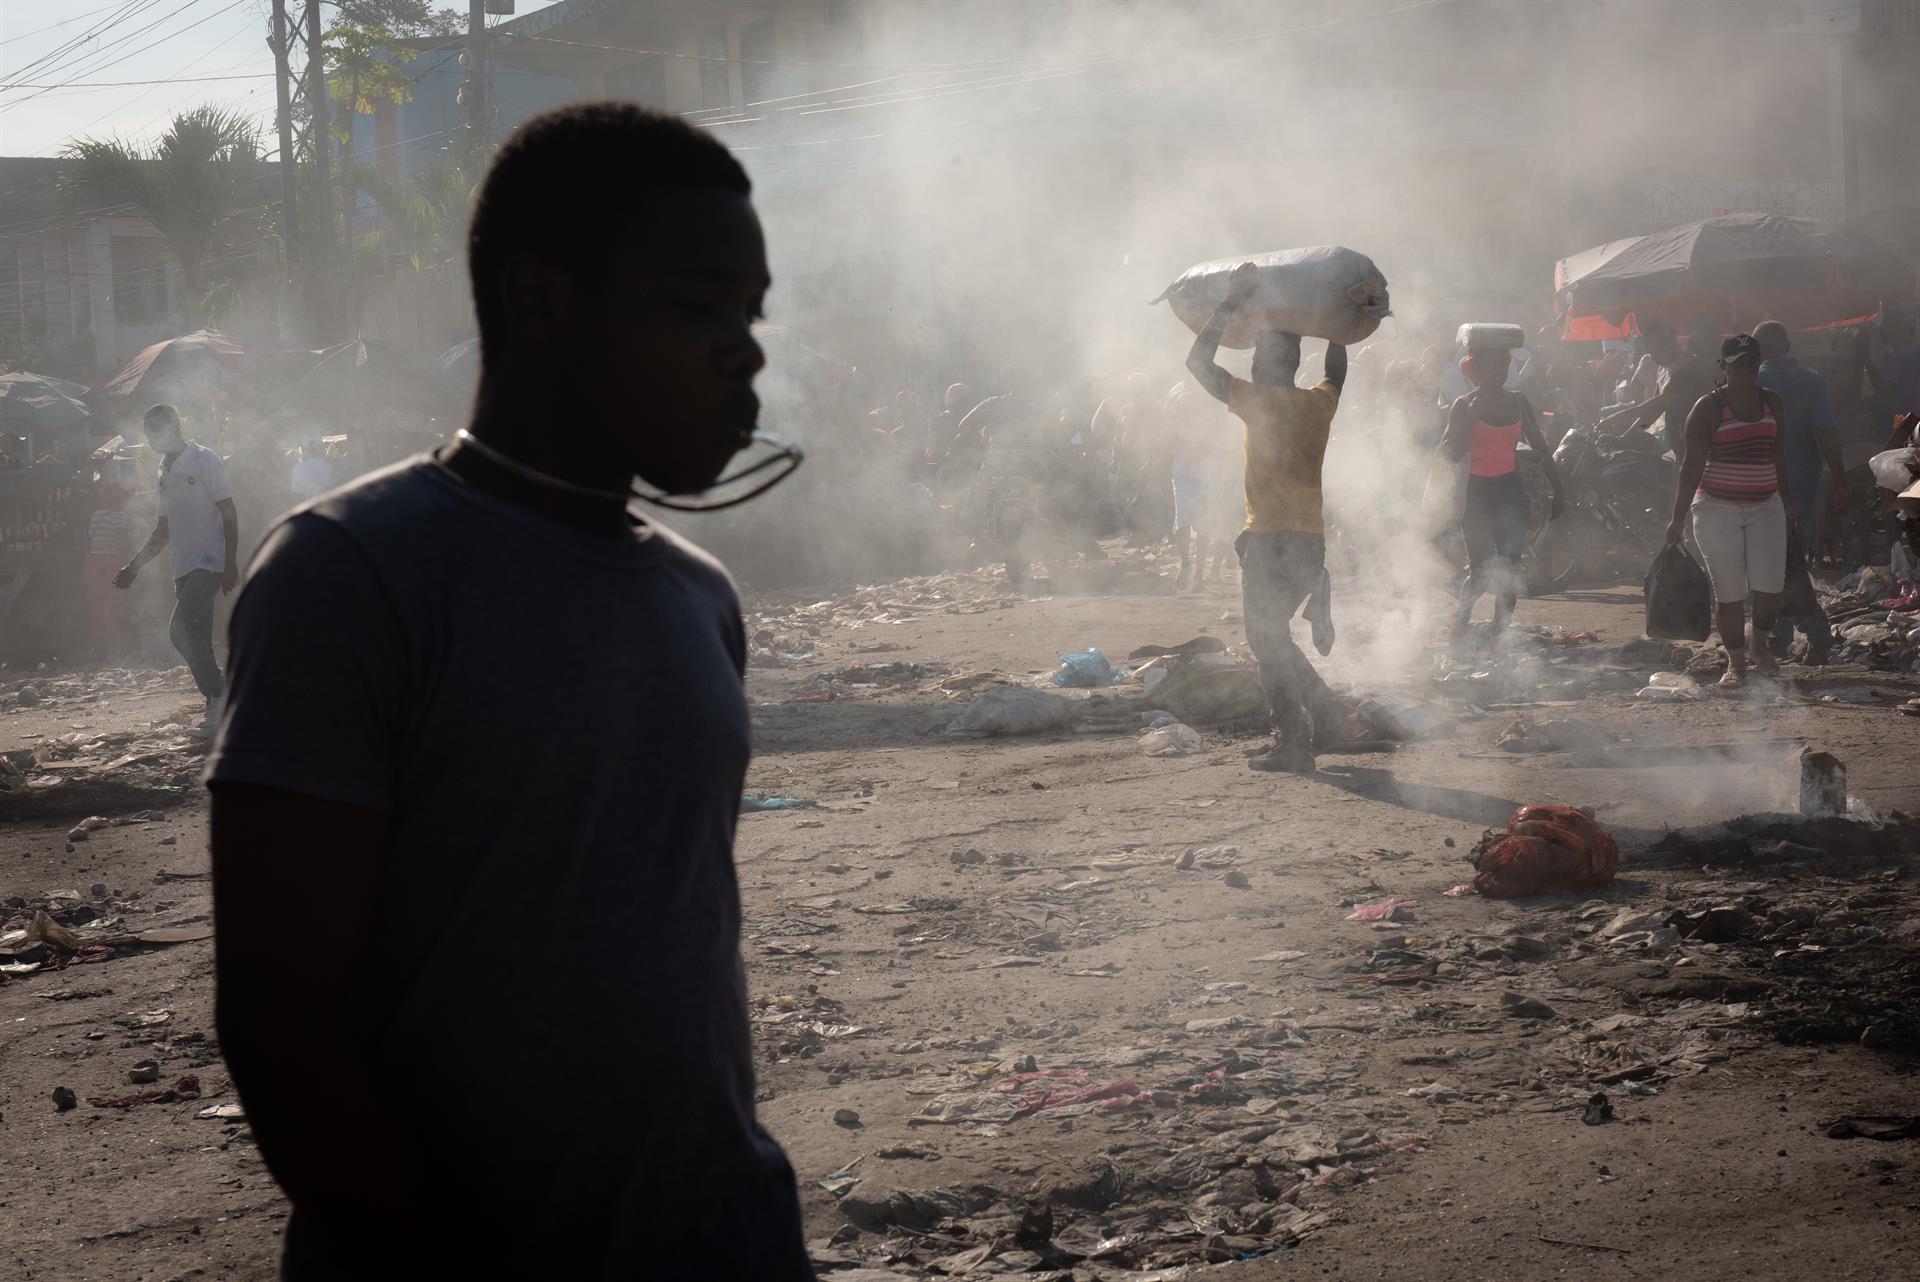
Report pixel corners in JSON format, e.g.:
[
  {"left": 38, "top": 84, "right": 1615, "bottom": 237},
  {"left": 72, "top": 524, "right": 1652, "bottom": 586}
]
[
  {"left": 87, "top": 508, "right": 134, "bottom": 558},
  {"left": 1698, "top": 392, "right": 1778, "bottom": 502}
]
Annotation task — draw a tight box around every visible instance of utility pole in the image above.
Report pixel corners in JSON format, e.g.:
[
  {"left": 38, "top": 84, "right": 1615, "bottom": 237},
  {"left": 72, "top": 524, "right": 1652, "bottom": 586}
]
[
  {"left": 465, "top": 0, "right": 488, "bottom": 148},
  {"left": 270, "top": 0, "right": 299, "bottom": 267},
  {"left": 306, "top": 0, "right": 332, "bottom": 280}
]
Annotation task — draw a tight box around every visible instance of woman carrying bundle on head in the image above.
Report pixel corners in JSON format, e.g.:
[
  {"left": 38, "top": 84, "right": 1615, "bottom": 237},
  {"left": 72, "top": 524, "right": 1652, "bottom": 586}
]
[
  {"left": 1663, "top": 333, "right": 1793, "bottom": 687},
  {"left": 1437, "top": 339, "right": 1566, "bottom": 646}
]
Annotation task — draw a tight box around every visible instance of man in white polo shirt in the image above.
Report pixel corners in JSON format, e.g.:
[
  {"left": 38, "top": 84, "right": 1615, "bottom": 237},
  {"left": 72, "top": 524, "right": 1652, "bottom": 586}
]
[{"left": 115, "top": 403, "right": 239, "bottom": 727}]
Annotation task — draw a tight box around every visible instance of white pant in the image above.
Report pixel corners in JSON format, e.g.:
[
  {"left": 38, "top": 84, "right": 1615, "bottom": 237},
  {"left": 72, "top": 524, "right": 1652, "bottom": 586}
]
[{"left": 1690, "top": 492, "right": 1786, "bottom": 603}]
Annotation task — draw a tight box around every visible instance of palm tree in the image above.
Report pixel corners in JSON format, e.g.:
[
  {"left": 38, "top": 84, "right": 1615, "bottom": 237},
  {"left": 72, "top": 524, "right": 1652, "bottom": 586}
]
[
  {"left": 61, "top": 106, "right": 261, "bottom": 328},
  {"left": 350, "top": 155, "right": 474, "bottom": 273}
]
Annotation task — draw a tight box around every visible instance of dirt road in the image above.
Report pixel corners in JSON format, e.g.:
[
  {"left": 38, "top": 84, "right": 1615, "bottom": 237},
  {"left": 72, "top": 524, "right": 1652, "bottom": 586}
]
[{"left": 3, "top": 566, "right": 1917, "bottom": 1280}]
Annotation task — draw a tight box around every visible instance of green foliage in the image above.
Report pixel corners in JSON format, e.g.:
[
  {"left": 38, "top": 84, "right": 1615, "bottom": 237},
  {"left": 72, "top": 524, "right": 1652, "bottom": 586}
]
[
  {"left": 59, "top": 106, "right": 263, "bottom": 323},
  {"left": 334, "top": 0, "right": 466, "bottom": 38},
  {"left": 350, "top": 154, "right": 475, "bottom": 273},
  {"left": 325, "top": 22, "right": 419, "bottom": 145}
]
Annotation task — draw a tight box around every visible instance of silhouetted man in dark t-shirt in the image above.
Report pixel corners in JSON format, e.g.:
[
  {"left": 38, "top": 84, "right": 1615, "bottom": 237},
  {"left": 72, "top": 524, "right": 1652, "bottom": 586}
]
[{"left": 206, "top": 105, "right": 811, "bottom": 1280}]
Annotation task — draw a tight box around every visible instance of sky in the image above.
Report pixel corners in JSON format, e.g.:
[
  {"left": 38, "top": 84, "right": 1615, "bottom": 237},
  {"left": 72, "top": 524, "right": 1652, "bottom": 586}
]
[{"left": 0, "top": 0, "right": 562, "bottom": 158}]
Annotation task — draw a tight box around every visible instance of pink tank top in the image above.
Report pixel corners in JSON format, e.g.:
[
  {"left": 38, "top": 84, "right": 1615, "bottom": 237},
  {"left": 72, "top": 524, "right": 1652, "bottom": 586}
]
[
  {"left": 1469, "top": 416, "right": 1524, "bottom": 477},
  {"left": 1697, "top": 393, "right": 1778, "bottom": 502}
]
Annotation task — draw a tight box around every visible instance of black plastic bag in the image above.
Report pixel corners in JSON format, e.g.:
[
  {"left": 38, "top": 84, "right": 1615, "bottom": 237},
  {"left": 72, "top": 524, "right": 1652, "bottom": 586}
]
[
  {"left": 1780, "top": 534, "right": 1819, "bottom": 617},
  {"left": 1644, "top": 544, "right": 1713, "bottom": 640}
]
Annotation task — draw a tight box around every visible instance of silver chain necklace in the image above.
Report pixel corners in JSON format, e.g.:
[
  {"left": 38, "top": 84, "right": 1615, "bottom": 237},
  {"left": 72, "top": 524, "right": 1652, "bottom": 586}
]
[{"left": 452, "top": 429, "right": 632, "bottom": 502}]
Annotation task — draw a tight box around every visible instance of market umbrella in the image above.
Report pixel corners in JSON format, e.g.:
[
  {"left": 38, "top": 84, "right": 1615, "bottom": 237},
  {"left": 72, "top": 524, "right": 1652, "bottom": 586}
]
[
  {"left": 1556, "top": 213, "right": 1915, "bottom": 341},
  {"left": 0, "top": 370, "right": 92, "bottom": 433},
  {"left": 87, "top": 329, "right": 313, "bottom": 415},
  {"left": 282, "top": 337, "right": 457, "bottom": 418}
]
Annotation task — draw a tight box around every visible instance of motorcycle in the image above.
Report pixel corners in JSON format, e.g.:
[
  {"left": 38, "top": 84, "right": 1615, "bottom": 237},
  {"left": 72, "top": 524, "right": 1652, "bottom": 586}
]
[{"left": 1527, "top": 418, "right": 1676, "bottom": 593}]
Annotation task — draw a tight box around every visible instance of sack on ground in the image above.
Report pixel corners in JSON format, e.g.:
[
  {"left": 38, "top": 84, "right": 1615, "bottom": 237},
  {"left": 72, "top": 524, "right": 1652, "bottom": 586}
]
[
  {"left": 1643, "top": 544, "right": 1713, "bottom": 641},
  {"left": 1472, "top": 803, "right": 1619, "bottom": 898},
  {"left": 1154, "top": 246, "right": 1390, "bottom": 348},
  {"left": 947, "top": 686, "right": 1072, "bottom": 737}
]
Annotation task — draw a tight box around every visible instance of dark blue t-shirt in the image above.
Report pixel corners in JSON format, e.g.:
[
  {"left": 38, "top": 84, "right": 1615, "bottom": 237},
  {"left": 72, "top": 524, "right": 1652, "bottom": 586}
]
[
  {"left": 207, "top": 457, "right": 810, "bottom": 1280},
  {"left": 1759, "top": 356, "right": 1836, "bottom": 515}
]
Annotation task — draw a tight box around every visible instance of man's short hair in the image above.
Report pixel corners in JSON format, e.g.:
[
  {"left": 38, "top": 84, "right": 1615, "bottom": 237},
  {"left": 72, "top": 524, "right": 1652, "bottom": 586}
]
[
  {"left": 143, "top": 404, "right": 180, "bottom": 430},
  {"left": 1752, "top": 320, "right": 1790, "bottom": 353},
  {"left": 467, "top": 103, "right": 751, "bottom": 361}
]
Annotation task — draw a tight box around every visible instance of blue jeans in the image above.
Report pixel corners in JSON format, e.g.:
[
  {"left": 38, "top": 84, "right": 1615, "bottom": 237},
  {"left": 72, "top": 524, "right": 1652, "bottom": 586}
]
[
  {"left": 170, "top": 570, "right": 225, "bottom": 701},
  {"left": 1768, "top": 521, "right": 1832, "bottom": 650}
]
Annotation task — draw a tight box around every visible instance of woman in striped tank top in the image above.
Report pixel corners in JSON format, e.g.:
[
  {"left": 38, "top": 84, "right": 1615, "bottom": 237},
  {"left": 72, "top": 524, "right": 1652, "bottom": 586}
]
[{"left": 1663, "top": 333, "right": 1793, "bottom": 687}]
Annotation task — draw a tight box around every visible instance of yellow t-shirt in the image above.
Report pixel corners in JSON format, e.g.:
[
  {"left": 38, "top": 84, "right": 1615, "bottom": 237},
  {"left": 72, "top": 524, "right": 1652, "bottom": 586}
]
[{"left": 1226, "top": 376, "right": 1340, "bottom": 534}]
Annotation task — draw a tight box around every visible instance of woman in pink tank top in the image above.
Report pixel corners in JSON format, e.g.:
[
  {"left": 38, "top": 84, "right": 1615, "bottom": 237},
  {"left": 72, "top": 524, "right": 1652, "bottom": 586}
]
[
  {"left": 1437, "top": 344, "right": 1567, "bottom": 645},
  {"left": 1663, "top": 332, "right": 1793, "bottom": 687}
]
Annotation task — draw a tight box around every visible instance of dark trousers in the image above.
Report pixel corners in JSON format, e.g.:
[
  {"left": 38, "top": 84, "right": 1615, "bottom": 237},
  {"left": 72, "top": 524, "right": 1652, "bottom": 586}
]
[
  {"left": 170, "top": 570, "right": 225, "bottom": 701},
  {"left": 1237, "top": 531, "right": 1340, "bottom": 747},
  {"left": 1457, "top": 473, "right": 1529, "bottom": 627},
  {"left": 1768, "top": 518, "right": 1833, "bottom": 649}
]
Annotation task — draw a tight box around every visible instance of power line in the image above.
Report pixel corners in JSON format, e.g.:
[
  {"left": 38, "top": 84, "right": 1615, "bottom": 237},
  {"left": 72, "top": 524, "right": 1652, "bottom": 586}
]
[
  {"left": 0, "top": 0, "right": 254, "bottom": 114},
  {"left": 2, "top": 72, "right": 272, "bottom": 90},
  {"left": 0, "top": 1, "right": 122, "bottom": 47},
  {"left": 0, "top": 0, "right": 143, "bottom": 89},
  {"left": 70, "top": 13, "right": 270, "bottom": 141},
  {"left": 0, "top": 0, "right": 197, "bottom": 92}
]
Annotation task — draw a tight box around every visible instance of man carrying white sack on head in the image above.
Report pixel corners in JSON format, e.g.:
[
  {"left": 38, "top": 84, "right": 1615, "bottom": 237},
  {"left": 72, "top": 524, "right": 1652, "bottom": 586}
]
[{"left": 1185, "top": 263, "right": 1348, "bottom": 774}]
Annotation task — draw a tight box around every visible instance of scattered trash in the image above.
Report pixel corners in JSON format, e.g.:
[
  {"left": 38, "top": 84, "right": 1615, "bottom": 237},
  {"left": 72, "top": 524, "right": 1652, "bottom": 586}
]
[
  {"left": 741, "top": 794, "right": 816, "bottom": 813},
  {"left": 1221, "top": 870, "right": 1251, "bottom": 889},
  {"left": 938, "top": 671, "right": 1017, "bottom": 699},
  {"left": 1146, "top": 662, "right": 1268, "bottom": 726},
  {"left": 1442, "top": 883, "right": 1476, "bottom": 897},
  {"left": 1127, "top": 636, "right": 1226, "bottom": 661},
  {"left": 88, "top": 1074, "right": 200, "bottom": 1109},
  {"left": 1346, "top": 897, "right": 1417, "bottom": 922},
  {"left": 1798, "top": 750, "right": 1847, "bottom": 820},
  {"left": 195, "top": 1102, "right": 245, "bottom": 1121},
  {"left": 1472, "top": 804, "right": 1619, "bottom": 898},
  {"left": 1501, "top": 992, "right": 1558, "bottom": 1020},
  {"left": 1139, "top": 721, "right": 1206, "bottom": 757},
  {"left": 1357, "top": 692, "right": 1453, "bottom": 741},
  {"left": 1497, "top": 718, "right": 1621, "bottom": 760},
  {"left": 817, "top": 1170, "right": 862, "bottom": 1198},
  {"left": 1636, "top": 670, "right": 1701, "bottom": 701},
  {"left": 1667, "top": 904, "right": 1754, "bottom": 943},
  {"left": 1823, "top": 1115, "right": 1920, "bottom": 1140},
  {"left": 989, "top": 1068, "right": 1145, "bottom": 1118},
  {"left": 51, "top": 1086, "right": 76, "bottom": 1112},
  {"left": 946, "top": 686, "right": 1073, "bottom": 737},
  {"left": 1054, "top": 648, "right": 1126, "bottom": 688},
  {"left": 1582, "top": 1092, "right": 1614, "bottom": 1125},
  {"left": 127, "top": 1059, "right": 159, "bottom": 1085},
  {"left": 834, "top": 1108, "right": 863, "bottom": 1128}
]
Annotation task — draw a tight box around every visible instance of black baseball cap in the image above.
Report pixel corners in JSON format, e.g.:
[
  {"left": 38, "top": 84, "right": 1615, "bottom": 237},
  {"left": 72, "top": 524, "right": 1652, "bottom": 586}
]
[{"left": 1719, "top": 333, "right": 1761, "bottom": 363}]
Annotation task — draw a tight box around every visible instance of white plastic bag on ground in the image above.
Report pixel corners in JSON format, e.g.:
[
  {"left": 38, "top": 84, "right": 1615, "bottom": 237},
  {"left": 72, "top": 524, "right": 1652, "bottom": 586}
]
[
  {"left": 1154, "top": 246, "right": 1391, "bottom": 348},
  {"left": 1636, "top": 670, "right": 1700, "bottom": 701},
  {"left": 1869, "top": 447, "right": 1917, "bottom": 493},
  {"left": 945, "top": 685, "right": 1073, "bottom": 737},
  {"left": 1140, "top": 722, "right": 1206, "bottom": 757}
]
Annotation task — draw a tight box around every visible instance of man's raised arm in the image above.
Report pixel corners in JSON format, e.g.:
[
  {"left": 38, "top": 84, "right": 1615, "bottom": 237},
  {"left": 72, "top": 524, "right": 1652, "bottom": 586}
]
[{"left": 1186, "top": 262, "right": 1259, "bottom": 404}]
